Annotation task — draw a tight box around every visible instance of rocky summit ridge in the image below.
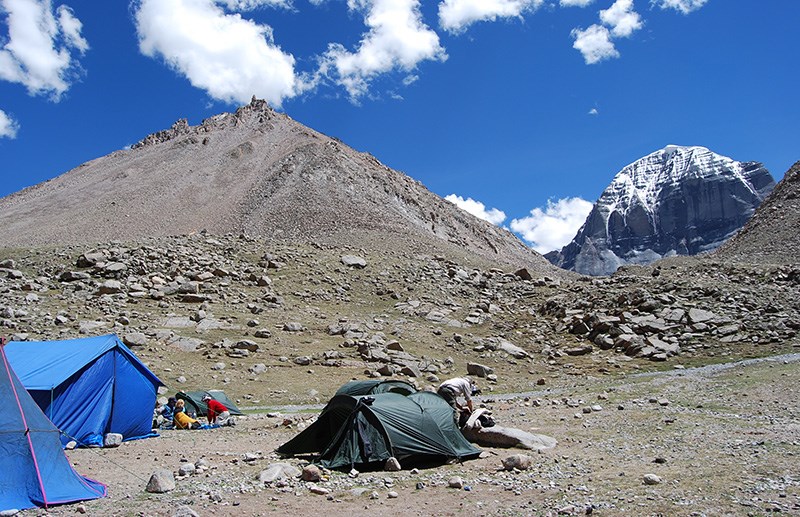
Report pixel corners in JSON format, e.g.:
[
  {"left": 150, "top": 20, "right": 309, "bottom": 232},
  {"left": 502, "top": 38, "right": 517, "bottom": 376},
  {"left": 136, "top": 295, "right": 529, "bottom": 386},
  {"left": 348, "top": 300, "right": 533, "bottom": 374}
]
[
  {"left": 546, "top": 145, "right": 775, "bottom": 276},
  {"left": 0, "top": 98, "right": 551, "bottom": 274}
]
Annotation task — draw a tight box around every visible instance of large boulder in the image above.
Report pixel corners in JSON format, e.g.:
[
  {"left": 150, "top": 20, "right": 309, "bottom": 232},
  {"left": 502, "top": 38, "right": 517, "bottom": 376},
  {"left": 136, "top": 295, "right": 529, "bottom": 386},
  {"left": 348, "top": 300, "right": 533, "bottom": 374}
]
[
  {"left": 496, "top": 339, "right": 529, "bottom": 359},
  {"left": 461, "top": 410, "right": 557, "bottom": 451},
  {"left": 467, "top": 362, "right": 494, "bottom": 378}
]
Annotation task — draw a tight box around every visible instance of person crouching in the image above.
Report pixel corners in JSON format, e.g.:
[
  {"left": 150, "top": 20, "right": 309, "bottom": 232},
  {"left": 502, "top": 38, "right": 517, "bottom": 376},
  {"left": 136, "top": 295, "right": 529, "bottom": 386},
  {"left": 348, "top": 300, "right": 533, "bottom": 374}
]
[
  {"left": 437, "top": 376, "right": 479, "bottom": 424},
  {"left": 203, "top": 394, "right": 235, "bottom": 426}
]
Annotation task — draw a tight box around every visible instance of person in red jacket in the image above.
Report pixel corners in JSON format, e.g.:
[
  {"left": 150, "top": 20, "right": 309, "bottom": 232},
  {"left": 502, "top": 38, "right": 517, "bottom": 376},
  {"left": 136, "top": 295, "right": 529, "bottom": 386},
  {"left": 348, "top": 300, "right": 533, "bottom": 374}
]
[{"left": 203, "top": 395, "right": 235, "bottom": 426}]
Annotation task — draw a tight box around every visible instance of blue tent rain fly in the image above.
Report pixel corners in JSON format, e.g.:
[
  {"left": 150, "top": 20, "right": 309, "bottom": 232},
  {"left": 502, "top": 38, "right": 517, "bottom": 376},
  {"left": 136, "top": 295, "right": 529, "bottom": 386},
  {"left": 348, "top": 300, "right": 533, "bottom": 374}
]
[
  {"left": 5, "top": 334, "right": 164, "bottom": 447},
  {"left": 0, "top": 338, "right": 107, "bottom": 511}
]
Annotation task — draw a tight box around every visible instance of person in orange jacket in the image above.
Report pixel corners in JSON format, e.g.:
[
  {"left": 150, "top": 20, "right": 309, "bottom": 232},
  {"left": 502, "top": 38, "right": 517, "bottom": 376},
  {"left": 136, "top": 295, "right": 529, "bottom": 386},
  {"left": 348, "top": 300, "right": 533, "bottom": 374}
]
[{"left": 173, "top": 399, "right": 201, "bottom": 429}]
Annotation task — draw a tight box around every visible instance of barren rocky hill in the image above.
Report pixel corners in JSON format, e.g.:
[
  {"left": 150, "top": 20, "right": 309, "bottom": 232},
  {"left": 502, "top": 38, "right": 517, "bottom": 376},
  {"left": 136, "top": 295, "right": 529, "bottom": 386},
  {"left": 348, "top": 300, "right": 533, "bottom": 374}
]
[
  {"left": 715, "top": 161, "right": 800, "bottom": 265},
  {"left": 0, "top": 98, "right": 551, "bottom": 273}
]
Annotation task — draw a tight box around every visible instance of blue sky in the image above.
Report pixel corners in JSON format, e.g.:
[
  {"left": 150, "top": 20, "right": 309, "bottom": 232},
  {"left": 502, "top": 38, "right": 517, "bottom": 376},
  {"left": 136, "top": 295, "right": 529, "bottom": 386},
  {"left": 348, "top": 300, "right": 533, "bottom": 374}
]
[{"left": 1, "top": 0, "right": 798, "bottom": 252}]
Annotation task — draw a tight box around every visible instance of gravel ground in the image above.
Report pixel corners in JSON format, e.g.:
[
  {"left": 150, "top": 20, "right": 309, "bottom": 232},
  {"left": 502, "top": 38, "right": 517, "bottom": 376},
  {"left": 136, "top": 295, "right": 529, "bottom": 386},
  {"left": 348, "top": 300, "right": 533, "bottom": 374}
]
[{"left": 33, "top": 352, "right": 800, "bottom": 517}]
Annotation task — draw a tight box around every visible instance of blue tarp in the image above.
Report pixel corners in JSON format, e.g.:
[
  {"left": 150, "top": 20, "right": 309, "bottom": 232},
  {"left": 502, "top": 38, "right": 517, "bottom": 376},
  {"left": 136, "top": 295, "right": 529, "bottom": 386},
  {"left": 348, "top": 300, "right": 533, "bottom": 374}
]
[
  {"left": 5, "top": 334, "right": 164, "bottom": 447},
  {"left": 1, "top": 343, "right": 107, "bottom": 511}
]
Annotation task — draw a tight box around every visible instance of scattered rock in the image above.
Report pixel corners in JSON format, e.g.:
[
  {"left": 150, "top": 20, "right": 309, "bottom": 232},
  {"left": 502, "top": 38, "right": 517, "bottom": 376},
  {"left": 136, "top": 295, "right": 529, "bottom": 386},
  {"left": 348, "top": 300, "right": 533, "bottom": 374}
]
[
  {"left": 259, "top": 463, "right": 301, "bottom": 483},
  {"left": 103, "top": 433, "right": 123, "bottom": 448},
  {"left": 565, "top": 345, "right": 593, "bottom": 356},
  {"left": 283, "top": 322, "right": 304, "bottom": 332},
  {"left": 172, "top": 506, "right": 200, "bottom": 517},
  {"left": 308, "top": 485, "right": 330, "bottom": 495},
  {"left": 643, "top": 473, "right": 662, "bottom": 485},
  {"left": 301, "top": 464, "right": 322, "bottom": 482},
  {"left": 501, "top": 454, "right": 533, "bottom": 471},
  {"left": 341, "top": 255, "right": 367, "bottom": 268},
  {"left": 145, "top": 469, "right": 175, "bottom": 493},
  {"left": 123, "top": 332, "right": 148, "bottom": 347},
  {"left": 384, "top": 457, "right": 401, "bottom": 471},
  {"left": 178, "top": 463, "right": 196, "bottom": 476},
  {"left": 467, "top": 362, "right": 494, "bottom": 378},
  {"left": 448, "top": 476, "right": 464, "bottom": 489}
]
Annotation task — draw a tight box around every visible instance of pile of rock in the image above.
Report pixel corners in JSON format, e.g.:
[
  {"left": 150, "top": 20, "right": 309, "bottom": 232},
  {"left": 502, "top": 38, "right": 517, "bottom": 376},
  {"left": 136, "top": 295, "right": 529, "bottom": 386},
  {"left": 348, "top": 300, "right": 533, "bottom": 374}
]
[{"left": 537, "top": 262, "right": 800, "bottom": 361}]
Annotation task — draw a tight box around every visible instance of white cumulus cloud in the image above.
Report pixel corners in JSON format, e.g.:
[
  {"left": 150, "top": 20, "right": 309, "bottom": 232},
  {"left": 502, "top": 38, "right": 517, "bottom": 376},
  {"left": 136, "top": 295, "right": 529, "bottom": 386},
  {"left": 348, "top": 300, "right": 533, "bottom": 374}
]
[
  {"left": 570, "top": 0, "right": 642, "bottom": 64},
  {"left": 0, "top": 0, "right": 89, "bottom": 99},
  {"left": 510, "top": 197, "right": 593, "bottom": 253},
  {"left": 0, "top": 109, "right": 19, "bottom": 138},
  {"left": 132, "top": 0, "right": 302, "bottom": 107},
  {"left": 653, "top": 0, "right": 708, "bottom": 14},
  {"left": 438, "top": 0, "right": 544, "bottom": 33},
  {"left": 600, "top": 0, "right": 642, "bottom": 38},
  {"left": 571, "top": 24, "right": 618, "bottom": 64},
  {"left": 56, "top": 5, "right": 88, "bottom": 52},
  {"left": 560, "top": 0, "right": 594, "bottom": 6},
  {"left": 445, "top": 194, "right": 507, "bottom": 226},
  {"left": 320, "top": 0, "right": 446, "bottom": 101}
]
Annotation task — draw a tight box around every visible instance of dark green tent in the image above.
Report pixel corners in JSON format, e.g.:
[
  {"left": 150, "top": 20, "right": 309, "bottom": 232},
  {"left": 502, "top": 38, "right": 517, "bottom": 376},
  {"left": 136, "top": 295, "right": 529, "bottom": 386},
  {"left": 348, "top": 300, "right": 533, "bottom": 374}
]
[
  {"left": 334, "top": 379, "right": 416, "bottom": 397},
  {"left": 176, "top": 390, "right": 243, "bottom": 418},
  {"left": 277, "top": 392, "right": 480, "bottom": 469}
]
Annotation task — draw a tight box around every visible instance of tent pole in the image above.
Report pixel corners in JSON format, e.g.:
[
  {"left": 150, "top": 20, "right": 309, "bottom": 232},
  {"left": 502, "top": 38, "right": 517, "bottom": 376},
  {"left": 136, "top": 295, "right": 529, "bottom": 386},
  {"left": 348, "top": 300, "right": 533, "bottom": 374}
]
[{"left": 110, "top": 349, "right": 118, "bottom": 435}]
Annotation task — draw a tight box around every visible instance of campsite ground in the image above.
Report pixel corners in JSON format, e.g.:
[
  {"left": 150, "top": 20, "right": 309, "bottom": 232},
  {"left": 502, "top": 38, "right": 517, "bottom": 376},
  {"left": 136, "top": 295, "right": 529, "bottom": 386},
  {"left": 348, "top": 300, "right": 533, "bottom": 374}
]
[{"left": 47, "top": 353, "right": 800, "bottom": 517}]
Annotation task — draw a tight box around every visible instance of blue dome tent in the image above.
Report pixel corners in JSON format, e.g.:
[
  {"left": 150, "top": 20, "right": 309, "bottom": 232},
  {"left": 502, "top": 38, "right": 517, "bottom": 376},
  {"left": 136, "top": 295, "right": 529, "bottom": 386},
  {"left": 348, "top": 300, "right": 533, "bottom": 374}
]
[{"left": 5, "top": 334, "right": 164, "bottom": 447}]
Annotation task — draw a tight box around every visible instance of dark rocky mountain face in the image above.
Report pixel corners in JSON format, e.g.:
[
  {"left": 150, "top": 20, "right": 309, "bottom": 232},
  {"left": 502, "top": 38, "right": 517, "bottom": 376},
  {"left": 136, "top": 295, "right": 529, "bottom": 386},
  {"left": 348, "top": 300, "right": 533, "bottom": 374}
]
[
  {"left": 715, "top": 161, "right": 800, "bottom": 264},
  {"left": 546, "top": 146, "right": 775, "bottom": 276},
  {"left": 0, "top": 98, "right": 552, "bottom": 274}
]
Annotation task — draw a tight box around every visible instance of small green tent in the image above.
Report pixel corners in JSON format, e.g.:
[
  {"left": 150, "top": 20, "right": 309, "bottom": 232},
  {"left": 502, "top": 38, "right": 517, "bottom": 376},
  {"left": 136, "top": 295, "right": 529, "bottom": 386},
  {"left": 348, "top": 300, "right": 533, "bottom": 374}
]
[
  {"left": 176, "top": 390, "right": 243, "bottom": 418},
  {"left": 277, "top": 391, "right": 480, "bottom": 469},
  {"left": 334, "top": 379, "right": 416, "bottom": 397}
]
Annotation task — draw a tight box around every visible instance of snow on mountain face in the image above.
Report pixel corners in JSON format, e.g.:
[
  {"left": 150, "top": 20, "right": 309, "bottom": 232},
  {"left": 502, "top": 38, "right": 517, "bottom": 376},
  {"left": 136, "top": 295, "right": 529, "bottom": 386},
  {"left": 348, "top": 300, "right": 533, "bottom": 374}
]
[
  {"left": 546, "top": 145, "right": 776, "bottom": 276},
  {"left": 601, "top": 146, "right": 762, "bottom": 215}
]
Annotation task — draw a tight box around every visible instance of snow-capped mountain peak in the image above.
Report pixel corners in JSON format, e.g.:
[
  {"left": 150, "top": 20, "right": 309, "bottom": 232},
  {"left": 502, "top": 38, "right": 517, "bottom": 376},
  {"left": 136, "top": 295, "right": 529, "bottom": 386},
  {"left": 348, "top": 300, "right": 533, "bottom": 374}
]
[{"left": 546, "top": 146, "right": 775, "bottom": 276}]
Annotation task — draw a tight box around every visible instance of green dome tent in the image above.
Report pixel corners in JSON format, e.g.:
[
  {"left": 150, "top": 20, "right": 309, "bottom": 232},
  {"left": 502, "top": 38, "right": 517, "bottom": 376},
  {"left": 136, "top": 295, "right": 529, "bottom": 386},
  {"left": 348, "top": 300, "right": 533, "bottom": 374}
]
[
  {"left": 277, "top": 391, "right": 480, "bottom": 470},
  {"left": 334, "top": 379, "right": 416, "bottom": 397},
  {"left": 175, "top": 390, "right": 243, "bottom": 418}
]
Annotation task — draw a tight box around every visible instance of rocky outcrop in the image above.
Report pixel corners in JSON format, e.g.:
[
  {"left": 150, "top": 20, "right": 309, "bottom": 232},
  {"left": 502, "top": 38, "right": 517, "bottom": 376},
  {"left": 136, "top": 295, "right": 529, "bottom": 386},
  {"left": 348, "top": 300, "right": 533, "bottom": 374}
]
[{"left": 547, "top": 146, "right": 775, "bottom": 275}]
